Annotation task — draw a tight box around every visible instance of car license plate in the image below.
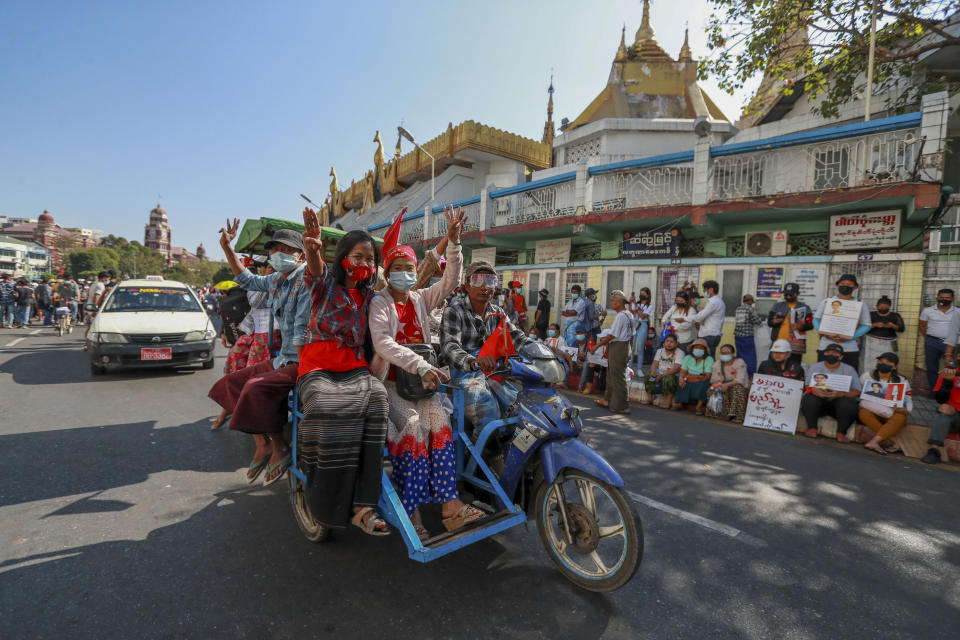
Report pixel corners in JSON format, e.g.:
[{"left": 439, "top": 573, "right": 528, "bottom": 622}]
[{"left": 141, "top": 348, "right": 172, "bottom": 361}]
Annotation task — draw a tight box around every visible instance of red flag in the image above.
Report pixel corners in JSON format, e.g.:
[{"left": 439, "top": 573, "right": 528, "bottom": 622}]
[
  {"left": 381, "top": 207, "right": 407, "bottom": 255},
  {"left": 478, "top": 316, "right": 515, "bottom": 361}
]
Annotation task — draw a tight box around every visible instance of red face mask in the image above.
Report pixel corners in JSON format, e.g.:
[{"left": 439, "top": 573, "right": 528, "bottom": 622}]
[{"left": 341, "top": 257, "right": 375, "bottom": 282}]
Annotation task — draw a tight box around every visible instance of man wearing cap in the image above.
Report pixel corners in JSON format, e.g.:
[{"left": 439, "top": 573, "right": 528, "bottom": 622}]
[
  {"left": 734, "top": 294, "right": 764, "bottom": 376},
  {"left": 812, "top": 274, "right": 872, "bottom": 371},
  {"left": 534, "top": 288, "right": 551, "bottom": 338},
  {"left": 681, "top": 280, "right": 725, "bottom": 358},
  {"left": 920, "top": 288, "right": 959, "bottom": 391},
  {"left": 767, "top": 283, "right": 814, "bottom": 368},
  {"left": 582, "top": 288, "right": 602, "bottom": 342},
  {"left": 757, "top": 339, "right": 805, "bottom": 380},
  {"left": 208, "top": 220, "right": 312, "bottom": 483},
  {"left": 561, "top": 284, "right": 588, "bottom": 344},
  {"left": 800, "top": 343, "right": 862, "bottom": 440},
  {"left": 592, "top": 290, "right": 634, "bottom": 414},
  {"left": 441, "top": 261, "right": 533, "bottom": 430}
]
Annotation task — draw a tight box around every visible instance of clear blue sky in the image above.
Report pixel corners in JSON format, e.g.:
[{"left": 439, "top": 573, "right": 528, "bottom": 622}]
[{"left": 0, "top": 0, "right": 753, "bottom": 260}]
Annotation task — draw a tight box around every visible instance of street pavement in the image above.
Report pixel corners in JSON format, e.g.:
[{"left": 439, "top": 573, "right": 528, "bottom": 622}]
[{"left": 1, "top": 327, "right": 959, "bottom": 640}]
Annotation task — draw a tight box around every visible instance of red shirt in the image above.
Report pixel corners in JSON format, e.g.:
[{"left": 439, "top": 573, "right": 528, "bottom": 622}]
[
  {"left": 297, "top": 288, "right": 369, "bottom": 377},
  {"left": 387, "top": 299, "right": 423, "bottom": 381}
]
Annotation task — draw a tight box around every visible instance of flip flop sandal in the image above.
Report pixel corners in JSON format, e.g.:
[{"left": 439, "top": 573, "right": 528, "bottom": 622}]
[
  {"left": 351, "top": 507, "right": 391, "bottom": 536},
  {"left": 413, "top": 523, "right": 430, "bottom": 542},
  {"left": 262, "top": 454, "right": 291, "bottom": 487},
  {"left": 441, "top": 504, "right": 486, "bottom": 532},
  {"left": 246, "top": 457, "right": 269, "bottom": 484},
  {"left": 804, "top": 430, "right": 818, "bottom": 438}
]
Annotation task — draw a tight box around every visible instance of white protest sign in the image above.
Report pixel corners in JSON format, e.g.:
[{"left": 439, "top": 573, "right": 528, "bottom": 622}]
[
  {"left": 744, "top": 374, "right": 804, "bottom": 435},
  {"left": 818, "top": 298, "right": 863, "bottom": 337}
]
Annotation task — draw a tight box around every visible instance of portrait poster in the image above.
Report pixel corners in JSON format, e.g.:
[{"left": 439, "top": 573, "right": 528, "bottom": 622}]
[
  {"left": 818, "top": 298, "right": 863, "bottom": 337},
  {"left": 808, "top": 372, "right": 852, "bottom": 393}
]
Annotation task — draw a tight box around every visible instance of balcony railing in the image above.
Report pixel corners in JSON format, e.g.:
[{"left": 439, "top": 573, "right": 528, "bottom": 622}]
[
  {"left": 490, "top": 180, "right": 576, "bottom": 228},
  {"left": 591, "top": 165, "right": 693, "bottom": 211}
]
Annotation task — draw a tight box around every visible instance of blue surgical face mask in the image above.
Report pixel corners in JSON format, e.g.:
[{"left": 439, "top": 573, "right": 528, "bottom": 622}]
[
  {"left": 571, "top": 293, "right": 579, "bottom": 299},
  {"left": 547, "top": 329, "right": 557, "bottom": 338},
  {"left": 576, "top": 334, "right": 586, "bottom": 342},
  {"left": 692, "top": 348, "right": 706, "bottom": 358},
  {"left": 268, "top": 252, "right": 299, "bottom": 273},
  {"left": 720, "top": 354, "right": 733, "bottom": 363},
  {"left": 388, "top": 271, "right": 417, "bottom": 292}
]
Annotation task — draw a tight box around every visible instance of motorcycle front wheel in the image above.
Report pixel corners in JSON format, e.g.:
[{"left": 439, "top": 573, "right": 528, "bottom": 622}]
[
  {"left": 288, "top": 472, "right": 330, "bottom": 543},
  {"left": 534, "top": 471, "right": 642, "bottom": 592}
]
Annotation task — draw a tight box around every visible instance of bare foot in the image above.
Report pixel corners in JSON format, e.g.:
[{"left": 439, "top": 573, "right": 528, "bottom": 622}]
[{"left": 211, "top": 408, "right": 230, "bottom": 430}]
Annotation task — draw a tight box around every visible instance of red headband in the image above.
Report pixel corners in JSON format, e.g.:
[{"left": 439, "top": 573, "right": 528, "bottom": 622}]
[{"left": 383, "top": 245, "right": 418, "bottom": 269}]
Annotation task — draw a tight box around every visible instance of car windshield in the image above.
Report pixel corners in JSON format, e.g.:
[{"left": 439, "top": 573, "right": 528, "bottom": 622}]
[{"left": 101, "top": 286, "right": 202, "bottom": 313}]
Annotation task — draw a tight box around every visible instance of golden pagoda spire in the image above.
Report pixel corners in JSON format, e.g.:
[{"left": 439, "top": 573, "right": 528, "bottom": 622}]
[
  {"left": 615, "top": 24, "right": 628, "bottom": 62},
  {"left": 678, "top": 25, "right": 692, "bottom": 62},
  {"left": 541, "top": 75, "right": 555, "bottom": 147},
  {"left": 635, "top": 0, "right": 654, "bottom": 43}
]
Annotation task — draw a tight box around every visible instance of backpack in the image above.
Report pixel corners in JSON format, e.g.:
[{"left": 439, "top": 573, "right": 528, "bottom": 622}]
[{"left": 218, "top": 288, "right": 250, "bottom": 346}]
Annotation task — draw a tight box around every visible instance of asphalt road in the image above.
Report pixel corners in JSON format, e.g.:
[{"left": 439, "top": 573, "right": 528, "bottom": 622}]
[{"left": 1, "top": 327, "right": 959, "bottom": 639}]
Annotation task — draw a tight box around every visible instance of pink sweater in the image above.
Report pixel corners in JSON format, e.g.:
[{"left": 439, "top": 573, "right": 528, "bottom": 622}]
[{"left": 368, "top": 244, "right": 463, "bottom": 381}]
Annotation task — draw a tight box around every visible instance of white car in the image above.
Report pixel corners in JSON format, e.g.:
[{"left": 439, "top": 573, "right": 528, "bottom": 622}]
[{"left": 85, "top": 279, "right": 217, "bottom": 374}]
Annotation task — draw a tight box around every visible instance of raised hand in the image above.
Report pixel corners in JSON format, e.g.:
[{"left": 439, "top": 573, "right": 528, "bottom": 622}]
[
  {"left": 445, "top": 205, "right": 466, "bottom": 244},
  {"left": 302, "top": 207, "right": 323, "bottom": 253},
  {"left": 219, "top": 218, "right": 240, "bottom": 247}
]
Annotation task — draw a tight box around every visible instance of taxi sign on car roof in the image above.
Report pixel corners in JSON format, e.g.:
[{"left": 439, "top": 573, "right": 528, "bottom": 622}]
[{"left": 145, "top": 275, "right": 164, "bottom": 281}]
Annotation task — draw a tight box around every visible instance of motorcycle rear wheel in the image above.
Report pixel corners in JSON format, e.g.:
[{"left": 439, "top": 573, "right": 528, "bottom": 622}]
[
  {"left": 534, "top": 470, "right": 642, "bottom": 592},
  {"left": 288, "top": 473, "right": 331, "bottom": 543}
]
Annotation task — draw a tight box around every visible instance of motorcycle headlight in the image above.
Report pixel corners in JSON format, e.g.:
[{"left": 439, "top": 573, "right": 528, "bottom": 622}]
[{"left": 97, "top": 332, "right": 127, "bottom": 343}]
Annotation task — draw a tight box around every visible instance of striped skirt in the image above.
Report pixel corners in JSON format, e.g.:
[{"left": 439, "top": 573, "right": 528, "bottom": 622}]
[{"left": 297, "top": 368, "right": 389, "bottom": 529}]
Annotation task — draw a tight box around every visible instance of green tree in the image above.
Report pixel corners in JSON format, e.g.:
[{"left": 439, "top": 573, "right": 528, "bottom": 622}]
[
  {"left": 701, "top": 0, "right": 960, "bottom": 118},
  {"left": 212, "top": 265, "right": 235, "bottom": 284}
]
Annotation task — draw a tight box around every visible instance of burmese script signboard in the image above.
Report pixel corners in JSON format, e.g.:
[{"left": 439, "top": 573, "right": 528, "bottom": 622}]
[
  {"left": 622, "top": 229, "right": 680, "bottom": 259},
  {"left": 743, "top": 374, "right": 804, "bottom": 434},
  {"left": 534, "top": 238, "right": 572, "bottom": 264},
  {"left": 829, "top": 210, "right": 901, "bottom": 250}
]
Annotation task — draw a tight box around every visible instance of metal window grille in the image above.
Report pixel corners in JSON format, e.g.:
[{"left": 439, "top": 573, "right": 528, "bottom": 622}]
[{"left": 563, "top": 270, "right": 588, "bottom": 305}]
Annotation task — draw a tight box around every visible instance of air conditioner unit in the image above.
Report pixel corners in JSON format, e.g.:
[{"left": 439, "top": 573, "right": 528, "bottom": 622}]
[{"left": 744, "top": 230, "right": 789, "bottom": 257}]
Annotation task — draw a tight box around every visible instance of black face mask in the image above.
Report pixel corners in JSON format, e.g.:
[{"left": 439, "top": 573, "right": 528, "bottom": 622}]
[
  {"left": 639, "top": 297, "right": 648, "bottom": 302},
  {"left": 876, "top": 307, "right": 890, "bottom": 314},
  {"left": 877, "top": 363, "right": 894, "bottom": 373},
  {"left": 784, "top": 294, "right": 797, "bottom": 302},
  {"left": 938, "top": 300, "right": 952, "bottom": 307},
  {"left": 676, "top": 302, "right": 686, "bottom": 307},
  {"left": 837, "top": 285, "right": 854, "bottom": 296},
  {"left": 823, "top": 354, "right": 841, "bottom": 364}
]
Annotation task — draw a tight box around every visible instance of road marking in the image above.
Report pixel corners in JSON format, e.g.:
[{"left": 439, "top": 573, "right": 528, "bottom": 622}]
[
  {"left": 30, "top": 329, "right": 41, "bottom": 335},
  {"left": 5, "top": 338, "right": 25, "bottom": 347},
  {"left": 627, "top": 490, "right": 766, "bottom": 547}
]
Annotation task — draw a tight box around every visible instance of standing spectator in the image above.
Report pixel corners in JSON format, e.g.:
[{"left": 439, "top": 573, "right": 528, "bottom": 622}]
[
  {"left": 0, "top": 273, "right": 15, "bottom": 328},
  {"left": 662, "top": 291, "right": 697, "bottom": 350},
  {"left": 533, "top": 288, "right": 550, "bottom": 338},
  {"left": 757, "top": 339, "right": 805, "bottom": 380},
  {"left": 561, "top": 284, "right": 588, "bottom": 344},
  {"left": 862, "top": 295, "right": 905, "bottom": 367},
  {"left": 84, "top": 272, "right": 109, "bottom": 340},
  {"left": 707, "top": 343, "right": 750, "bottom": 422},
  {"left": 858, "top": 353, "right": 912, "bottom": 455},
  {"left": 682, "top": 280, "right": 725, "bottom": 358},
  {"left": 592, "top": 290, "right": 633, "bottom": 414},
  {"left": 919, "top": 288, "right": 959, "bottom": 391},
  {"left": 767, "top": 282, "right": 814, "bottom": 367},
  {"left": 675, "top": 337, "right": 715, "bottom": 414},
  {"left": 583, "top": 288, "right": 602, "bottom": 341},
  {"left": 14, "top": 279, "right": 35, "bottom": 328},
  {"left": 509, "top": 281, "right": 527, "bottom": 330},
  {"left": 801, "top": 344, "right": 862, "bottom": 440},
  {"left": 734, "top": 294, "right": 764, "bottom": 376},
  {"left": 644, "top": 334, "right": 685, "bottom": 407},
  {"left": 812, "top": 274, "right": 872, "bottom": 371},
  {"left": 629, "top": 288, "right": 653, "bottom": 375},
  {"left": 922, "top": 363, "right": 960, "bottom": 464},
  {"left": 35, "top": 278, "right": 53, "bottom": 325}
]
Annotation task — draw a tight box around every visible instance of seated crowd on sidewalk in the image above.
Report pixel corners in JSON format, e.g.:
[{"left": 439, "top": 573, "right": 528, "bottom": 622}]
[{"left": 554, "top": 274, "right": 959, "bottom": 465}]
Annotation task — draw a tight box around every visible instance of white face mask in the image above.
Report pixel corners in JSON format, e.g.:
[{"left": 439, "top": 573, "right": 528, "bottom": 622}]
[{"left": 388, "top": 271, "right": 417, "bottom": 292}]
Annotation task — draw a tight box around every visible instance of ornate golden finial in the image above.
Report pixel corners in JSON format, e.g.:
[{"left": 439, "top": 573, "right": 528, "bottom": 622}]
[
  {"left": 615, "top": 24, "right": 628, "bottom": 62},
  {"left": 542, "top": 74, "right": 555, "bottom": 146},
  {"left": 394, "top": 130, "right": 402, "bottom": 157},
  {"left": 635, "top": 0, "right": 654, "bottom": 42},
  {"left": 679, "top": 25, "right": 692, "bottom": 62}
]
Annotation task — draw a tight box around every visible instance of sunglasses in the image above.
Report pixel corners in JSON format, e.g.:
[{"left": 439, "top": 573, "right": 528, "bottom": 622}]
[{"left": 469, "top": 274, "right": 498, "bottom": 288}]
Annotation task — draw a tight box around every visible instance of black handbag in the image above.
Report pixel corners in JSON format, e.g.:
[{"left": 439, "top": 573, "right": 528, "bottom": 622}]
[{"left": 394, "top": 343, "right": 439, "bottom": 401}]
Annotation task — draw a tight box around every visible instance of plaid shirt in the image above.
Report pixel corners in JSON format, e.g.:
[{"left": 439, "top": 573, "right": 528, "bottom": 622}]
[
  {"left": 0, "top": 280, "right": 15, "bottom": 305},
  {"left": 734, "top": 303, "right": 764, "bottom": 337},
  {"left": 440, "top": 294, "right": 532, "bottom": 371},
  {"left": 302, "top": 266, "right": 374, "bottom": 360},
  {"left": 234, "top": 265, "right": 310, "bottom": 368}
]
